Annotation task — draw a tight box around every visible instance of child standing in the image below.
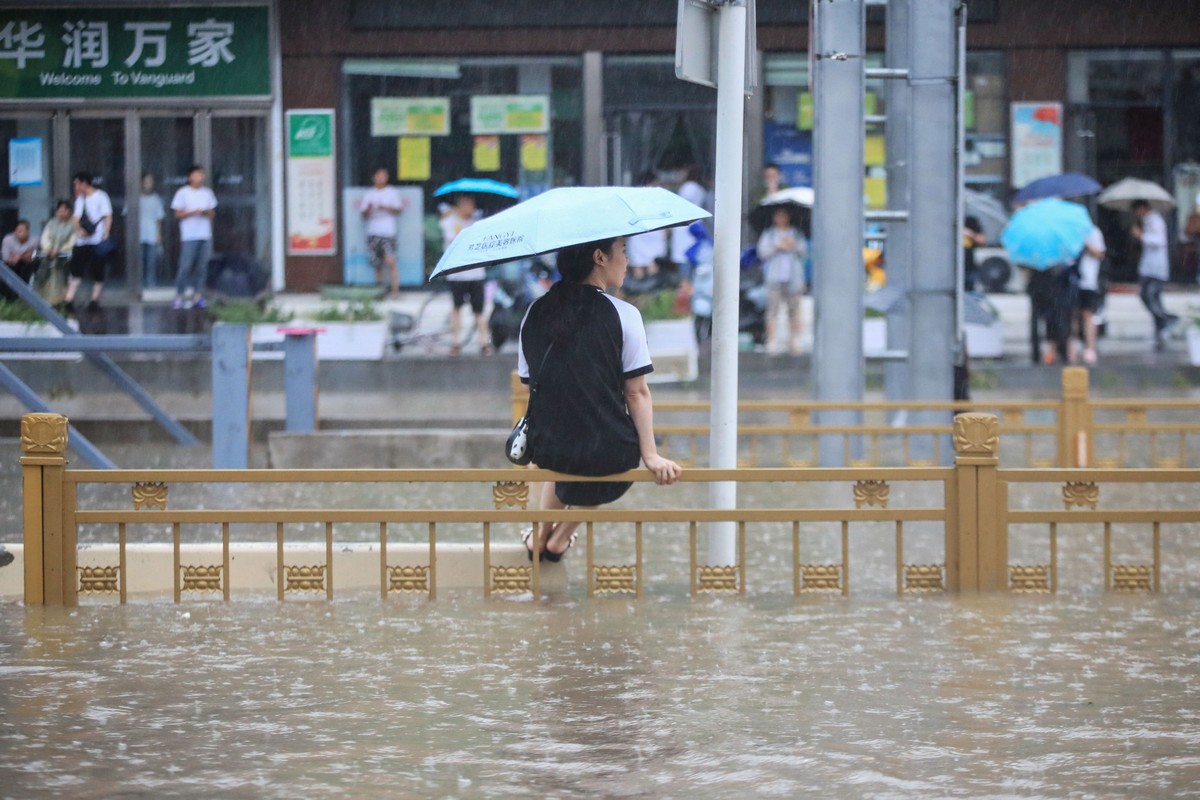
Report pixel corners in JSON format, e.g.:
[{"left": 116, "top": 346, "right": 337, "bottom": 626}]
[{"left": 756, "top": 207, "right": 808, "bottom": 355}]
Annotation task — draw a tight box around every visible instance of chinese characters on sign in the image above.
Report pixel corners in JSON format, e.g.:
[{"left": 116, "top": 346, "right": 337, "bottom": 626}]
[
  {"left": 470, "top": 95, "right": 550, "bottom": 135},
  {"left": 0, "top": 7, "right": 269, "bottom": 99}
]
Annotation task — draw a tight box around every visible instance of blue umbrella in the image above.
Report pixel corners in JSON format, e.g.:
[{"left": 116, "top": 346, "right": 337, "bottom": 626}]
[
  {"left": 433, "top": 178, "right": 519, "bottom": 199},
  {"left": 1012, "top": 173, "right": 1102, "bottom": 204},
  {"left": 430, "top": 186, "right": 711, "bottom": 279},
  {"left": 1000, "top": 197, "right": 1094, "bottom": 271}
]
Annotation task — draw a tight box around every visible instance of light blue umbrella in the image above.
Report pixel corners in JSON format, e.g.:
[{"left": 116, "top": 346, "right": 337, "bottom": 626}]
[
  {"left": 1000, "top": 197, "right": 1094, "bottom": 271},
  {"left": 430, "top": 186, "right": 711, "bottom": 279},
  {"left": 433, "top": 178, "right": 519, "bottom": 199}
]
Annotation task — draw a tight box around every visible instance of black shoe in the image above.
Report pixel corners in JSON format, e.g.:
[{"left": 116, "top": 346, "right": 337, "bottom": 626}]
[
  {"left": 0, "top": 547, "right": 13, "bottom": 568},
  {"left": 85, "top": 300, "right": 100, "bottom": 312}
]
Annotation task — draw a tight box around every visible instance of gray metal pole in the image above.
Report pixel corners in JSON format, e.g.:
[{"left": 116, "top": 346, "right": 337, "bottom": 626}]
[
  {"left": 811, "top": 0, "right": 865, "bottom": 466},
  {"left": 707, "top": 0, "right": 748, "bottom": 566},
  {"left": 0, "top": 263, "right": 201, "bottom": 446},
  {"left": 884, "top": 0, "right": 912, "bottom": 414},
  {"left": 283, "top": 331, "right": 318, "bottom": 433},
  {"left": 0, "top": 362, "right": 116, "bottom": 469},
  {"left": 907, "top": 0, "right": 958, "bottom": 460},
  {"left": 211, "top": 323, "right": 252, "bottom": 469}
]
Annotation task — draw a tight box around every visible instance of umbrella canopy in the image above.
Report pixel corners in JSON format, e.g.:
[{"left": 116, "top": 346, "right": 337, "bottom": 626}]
[
  {"left": 433, "top": 178, "right": 519, "bottom": 199},
  {"left": 1012, "top": 173, "right": 1102, "bottom": 204},
  {"left": 430, "top": 186, "right": 711, "bottom": 279},
  {"left": 963, "top": 189, "right": 1009, "bottom": 244},
  {"left": 1000, "top": 197, "right": 1094, "bottom": 271},
  {"left": 750, "top": 186, "right": 814, "bottom": 233},
  {"left": 1097, "top": 177, "right": 1176, "bottom": 212}
]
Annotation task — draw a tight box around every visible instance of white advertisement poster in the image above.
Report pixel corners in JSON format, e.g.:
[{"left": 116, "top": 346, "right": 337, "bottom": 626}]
[
  {"left": 342, "top": 187, "right": 425, "bottom": 287},
  {"left": 8, "top": 137, "right": 42, "bottom": 186},
  {"left": 286, "top": 110, "right": 337, "bottom": 256},
  {"left": 1011, "top": 102, "right": 1063, "bottom": 189}
]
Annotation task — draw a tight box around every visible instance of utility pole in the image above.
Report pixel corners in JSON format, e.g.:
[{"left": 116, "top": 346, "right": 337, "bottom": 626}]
[
  {"left": 674, "top": 0, "right": 754, "bottom": 565},
  {"left": 907, "top": 0, "right": 958, "bottom": 452},
  {"left": 811, "top": 0, "right": 865, "bottom": 465}
]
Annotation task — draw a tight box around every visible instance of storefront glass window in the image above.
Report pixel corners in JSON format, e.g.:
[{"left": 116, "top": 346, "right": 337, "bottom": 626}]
[
  {"left": 964, "top": 51, "right": 1007, "bottom": 201},
  {"left": 602, "top": 56, "right": 716, "bottom": 187},
  {"left": 0, "top": 117, "right": 54, "bottom": 247},
  {"left": 212, "top": 115, "right": 270, "bottom": 271}
]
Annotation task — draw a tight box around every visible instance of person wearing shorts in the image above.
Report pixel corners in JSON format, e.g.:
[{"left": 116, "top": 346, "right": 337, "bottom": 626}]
[
  {"left": 756, "top": 207, "right": 808, "bottom": 355},
  {"left": 65, "top": 171, "right": 113, "bottom": 312},
  {"left": 439, "top": 194, "right": 492, "bottom": 355},
  {"left": 360, "top": 168, "right": 406, "bottom": 299},
  {"left": 1075, "top": 224, "right": 1106, "bottom": 365}
]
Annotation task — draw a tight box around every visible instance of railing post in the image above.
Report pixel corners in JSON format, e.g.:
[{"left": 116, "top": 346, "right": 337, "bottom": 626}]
[
  {"left": 511, "top": 370, "right": 525, "bottom": 425},
  {"left": 212, "top": 323, "right": 252, "bottom": 469},
  {"left": 1059, "top": 366, "right": 1092, "bottom": 467},
  {"left": 21, "top": 413, "right": 73, "bottom": 606},
  {"left": 282, "top": 328, "right": 319, "bottom": 433},
  {"left": 951, "top": 413, "right": 1005, "bottom": 593}
]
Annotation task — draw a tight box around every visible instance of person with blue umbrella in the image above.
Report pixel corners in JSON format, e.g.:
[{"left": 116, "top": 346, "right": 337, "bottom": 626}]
[{"left": 1001, "top": 197, "right": 1094, "bottom": 364}]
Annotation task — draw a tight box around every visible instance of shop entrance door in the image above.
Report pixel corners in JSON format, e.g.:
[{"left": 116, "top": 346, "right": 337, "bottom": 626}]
[
  {"left": 138, "top": 115, "right": 196, "bottom": 292},
  {"left": 67, "top": 114, "right": 128, "bottom": 288}
]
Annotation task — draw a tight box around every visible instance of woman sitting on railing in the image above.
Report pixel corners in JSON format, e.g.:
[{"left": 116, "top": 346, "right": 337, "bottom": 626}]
[{"left": 517, "top": 236, "right": 683, "bottom": 562}]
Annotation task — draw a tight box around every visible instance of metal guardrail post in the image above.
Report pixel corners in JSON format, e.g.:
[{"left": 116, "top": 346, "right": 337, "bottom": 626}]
[
  {"left": 511, "top": 370, "right": 525, "bottom": 425},
  {"left": 212, "top": 324, "right": 252, "bottom": 469},
  {"left": 282, "top": 328, "right": 319, "bottom": 433},
  {"left": 20, "top": 413, "right": 74, "bottom": 606},
  {"left": 950, "top": 413, "right": 1005, "bottom": 593},
  {"left": 1059, "top": 367, "right": 1093, "bottom": 467}
]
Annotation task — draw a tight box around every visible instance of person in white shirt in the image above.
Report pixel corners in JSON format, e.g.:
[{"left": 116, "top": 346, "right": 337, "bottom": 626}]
[
  {"left": 170, "top": 165, "right": 217, "bottom": 310},
  {"left": 1131, "top": 200, "right": 1179, "bottom": 350},
  {"left": 138, "top": 173, "right": 165, "bottom": 289},
  {"left": 439, "top": 193, "right": 492, "bottom": 356},
  {"left": 757, "top": 207, "right": 808, "bottom": 355},
  {"left": 360, "top": 167, "right": 407, "bottom": 300},
  {"left": 1074, "top": 225, "right": 1106, "bottom": 365},
  {"left": 65, "top": 171, "right": 114, "bottom": 311}
]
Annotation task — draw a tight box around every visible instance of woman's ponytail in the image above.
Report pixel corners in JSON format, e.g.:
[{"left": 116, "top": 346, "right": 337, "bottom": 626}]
[{"left": 542, "top": 238, "right": 616, "bottom": 342}]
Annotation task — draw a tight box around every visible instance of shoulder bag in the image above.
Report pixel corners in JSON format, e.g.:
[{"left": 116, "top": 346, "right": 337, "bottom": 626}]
[{"left": 506, "top": 342, "right": 553, "bottom": 465}]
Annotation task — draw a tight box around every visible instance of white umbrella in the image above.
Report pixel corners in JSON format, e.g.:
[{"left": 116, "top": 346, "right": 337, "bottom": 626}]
[
  {"left": 1097, "top": 177, "right": 1176, "bottom": 213},
  {"left": 759, "top": 186, "right": 815, "bottom": 207},
  {"left": 430, "top": 186, "right": 710, "bottom": 279}
]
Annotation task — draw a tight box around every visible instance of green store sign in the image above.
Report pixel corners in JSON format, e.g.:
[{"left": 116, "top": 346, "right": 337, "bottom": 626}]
[{"left": 0, "top": 6, "right": 270, "bottom": 100}]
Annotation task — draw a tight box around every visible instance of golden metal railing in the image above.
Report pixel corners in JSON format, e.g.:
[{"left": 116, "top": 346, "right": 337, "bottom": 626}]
[
  {"left": 19, "top": 411, "right": 1200, "bottom": 606},
  {"left": 513, "top": 367, "right": 1200, "bottom": 469}
]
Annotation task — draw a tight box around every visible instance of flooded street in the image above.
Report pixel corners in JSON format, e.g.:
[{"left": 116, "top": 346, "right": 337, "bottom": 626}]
[
  {"left": 3, "top": 593, "right": 1199, "bottom": 798},
  {"left": 2, "top": 431, "right": 1199, "bottom": 797}
]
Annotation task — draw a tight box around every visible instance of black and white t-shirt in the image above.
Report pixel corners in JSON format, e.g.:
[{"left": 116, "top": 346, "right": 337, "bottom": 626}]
[{"left": 517, "top": 285, "right": 653, "bottom": 476}]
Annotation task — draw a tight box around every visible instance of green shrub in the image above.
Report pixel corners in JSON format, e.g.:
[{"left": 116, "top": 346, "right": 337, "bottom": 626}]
[
  {"left": 208, "top": 300, "right": 294, "bottom": 324},
  {"left": 629, "top": 289, "right": 689, "bottom": 322},
  {"left": 0, "top": 299, "right": 46, "bottom": 323},
  {"left": 310, "top": 301, "right": 383, "bottom": 322}
]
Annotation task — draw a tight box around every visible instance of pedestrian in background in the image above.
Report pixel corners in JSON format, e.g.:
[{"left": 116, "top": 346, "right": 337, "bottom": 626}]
[
  {"left": 1075, "top": 223, "right": 1106, "bottom": 365},
  {"left": 439, "top": 193, "right": 492, "bottom": 356},
  {"left": 757, "top": 206, "right": 807, "bottom": 355},
  {"left": 751, "top": 162, "right": 788, "bottom": 206},
  {"left": 1, "top": 219, "right": 37, "bottom": 301},
  {"left": 37, "top": 200, "right": 75, "bottom": 304},
  {"left": 138, "top": 173, "right": 165, "bottom": 289},
  {"left": 64, "top": 171, "right": 113, "bottom": 312},
  {"left": 1131, "top": 198, "right": 1179, "bottom": 350},
  {"left": 361, "top": 166, "right": 407, "bottom": 300},
  {"left": 170, "top": 165, "right": 217, "bottom": 310},
  {"left": 627, "top": 172, "right": 667, "bottom": 284}
]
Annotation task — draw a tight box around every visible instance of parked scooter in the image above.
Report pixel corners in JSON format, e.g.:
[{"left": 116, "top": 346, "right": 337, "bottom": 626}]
[
  {"left": 690, "top": 223, "right": 766, "bottom": 345},
  {"left": 488, "top": 260, "right": 554, "bottom": 349}
]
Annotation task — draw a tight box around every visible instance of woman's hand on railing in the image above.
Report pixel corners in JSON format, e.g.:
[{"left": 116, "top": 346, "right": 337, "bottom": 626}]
[{"left": 644, "top": 453, "right": 682, "bottom": 485}]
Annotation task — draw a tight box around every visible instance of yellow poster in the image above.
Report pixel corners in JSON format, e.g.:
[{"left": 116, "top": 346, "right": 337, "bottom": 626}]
[
  {"left": 398, "top": 137, "right": 431, "bottom": 181},
  {"left": 864, "top": 176, "right": 887, "bottom": 209},
  {"left": 520, "top": 134, "right": 547, "bottom": 172},
  {"left": 473, "top": 135, "right": 500, "bottom": 172},
  {"left": 865, "top": 135, "right": 886, "bottom": 167}
]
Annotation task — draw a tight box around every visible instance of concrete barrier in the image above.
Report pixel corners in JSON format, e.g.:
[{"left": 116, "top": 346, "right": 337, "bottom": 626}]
[{"left": 0, "top": 542, "right": 566, "bottom": 600}]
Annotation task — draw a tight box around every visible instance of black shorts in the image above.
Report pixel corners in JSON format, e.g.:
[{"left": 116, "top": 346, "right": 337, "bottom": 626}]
[
  {"left": 450, "top": 280, "right": 485, "bottom": 313},
  {"left": 1077, "top": 289, "right": 1102, "bottom": 313},
  {"left": 69, "top": 244, "right": 107, "bottom": 283},
  {"left": 555, "top": 480, "right": 632, "bottom": 507}
]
